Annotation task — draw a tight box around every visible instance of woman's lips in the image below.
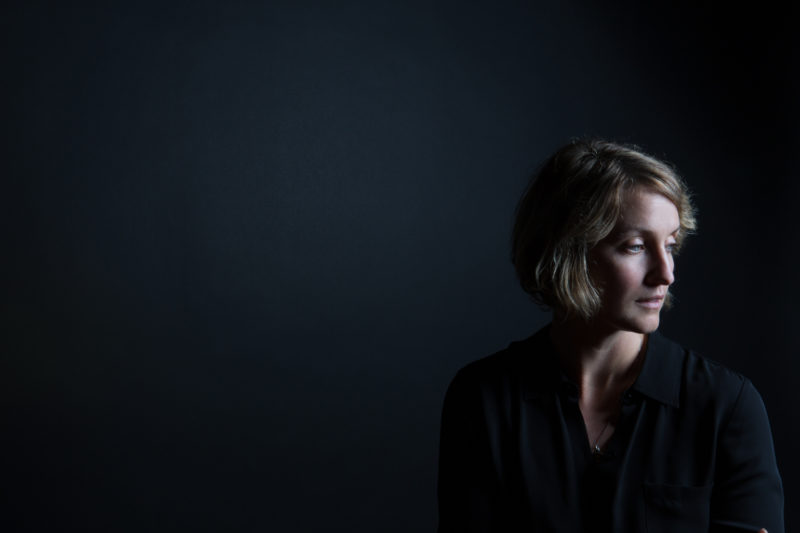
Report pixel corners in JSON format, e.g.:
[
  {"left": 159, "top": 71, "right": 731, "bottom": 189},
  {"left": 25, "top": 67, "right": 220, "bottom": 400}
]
[{"left": 636, "top": 296, "right": 664, "bottom": 309}]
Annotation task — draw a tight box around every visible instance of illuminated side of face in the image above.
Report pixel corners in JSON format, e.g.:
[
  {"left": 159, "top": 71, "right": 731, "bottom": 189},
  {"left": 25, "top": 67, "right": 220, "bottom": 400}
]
[{"left": 588, "top": 187, "right": 681, "bottom": 334}]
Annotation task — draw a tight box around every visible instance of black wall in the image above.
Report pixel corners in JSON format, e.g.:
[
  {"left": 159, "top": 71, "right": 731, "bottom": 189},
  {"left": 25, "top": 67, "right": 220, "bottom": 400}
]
[{"left": 5, "top": 2, "right": 798, "bottom": 531}]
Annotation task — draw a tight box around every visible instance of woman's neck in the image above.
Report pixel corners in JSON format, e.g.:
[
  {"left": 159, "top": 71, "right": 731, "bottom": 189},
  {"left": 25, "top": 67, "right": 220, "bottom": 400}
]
[{"left": 549, "top": 319, "right": 646, "bottom": 396}]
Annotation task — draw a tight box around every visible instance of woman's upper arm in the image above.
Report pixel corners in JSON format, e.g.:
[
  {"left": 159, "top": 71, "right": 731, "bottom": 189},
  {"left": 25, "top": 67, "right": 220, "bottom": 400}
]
[
  {"left": 711, "top": 379, "right": 784, "bottom": 533},
  {"left": 437, "top": 369, "right": 501, "bottom": 533}
]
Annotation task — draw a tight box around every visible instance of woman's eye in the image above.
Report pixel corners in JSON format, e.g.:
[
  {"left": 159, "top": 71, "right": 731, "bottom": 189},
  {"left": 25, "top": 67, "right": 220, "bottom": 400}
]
[
  {"left": 665, "top": 243, "right": 677, "bottom": 254},
  {"left": 624, "top": 244, "right": 644, "bottom": 253}
]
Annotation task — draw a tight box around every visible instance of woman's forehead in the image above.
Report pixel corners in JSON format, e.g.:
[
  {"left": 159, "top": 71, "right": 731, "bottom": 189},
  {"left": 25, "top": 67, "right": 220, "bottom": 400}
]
[{"left": 613, "top": 189, "right": 680, "bottom": 234}]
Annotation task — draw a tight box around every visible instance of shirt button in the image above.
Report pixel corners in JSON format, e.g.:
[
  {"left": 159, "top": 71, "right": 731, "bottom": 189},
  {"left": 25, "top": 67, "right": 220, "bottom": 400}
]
[{"left": 623, "top": 391, "right": 635, "bottom": 404}]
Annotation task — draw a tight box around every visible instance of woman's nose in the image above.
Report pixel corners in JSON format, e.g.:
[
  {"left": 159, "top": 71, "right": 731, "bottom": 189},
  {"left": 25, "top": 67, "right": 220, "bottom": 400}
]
[{"left": 647, "top": 250, "right": 674, "bottom": 286}]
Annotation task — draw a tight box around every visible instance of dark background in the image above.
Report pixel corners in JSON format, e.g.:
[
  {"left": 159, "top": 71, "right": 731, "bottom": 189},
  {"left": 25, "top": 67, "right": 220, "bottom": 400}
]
[{"left": 4, "top": 2, "right": 798, "bottom": 531}]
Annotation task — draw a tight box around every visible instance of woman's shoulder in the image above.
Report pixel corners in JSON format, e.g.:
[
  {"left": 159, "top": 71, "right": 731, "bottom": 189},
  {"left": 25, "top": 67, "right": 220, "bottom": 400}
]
[
  {"left": 446, "top": 326, "right": 558, "bottom": 398},
  {"left": 650, "top": 331, "right": 759, "bottom": 411}
]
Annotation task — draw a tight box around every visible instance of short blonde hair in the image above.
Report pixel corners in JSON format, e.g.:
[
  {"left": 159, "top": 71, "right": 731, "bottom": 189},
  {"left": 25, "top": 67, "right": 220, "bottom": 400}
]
[{"left": 511, "top": 139, "right": 697, "bottom": 320}]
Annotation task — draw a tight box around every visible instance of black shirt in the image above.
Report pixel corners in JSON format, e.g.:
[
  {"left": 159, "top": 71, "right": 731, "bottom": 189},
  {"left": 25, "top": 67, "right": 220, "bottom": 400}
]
[
  {"left": 557, "top": 373, "right": 636, "bottom": 533},
  {"left": 437, "top": 326, "right": 784, "bottom": 533}
]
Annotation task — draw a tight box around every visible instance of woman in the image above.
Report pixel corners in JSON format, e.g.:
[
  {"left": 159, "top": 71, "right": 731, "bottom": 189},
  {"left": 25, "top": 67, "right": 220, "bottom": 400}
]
[{"left": 437, "top": 140, "right": 783, "bottom": 533}]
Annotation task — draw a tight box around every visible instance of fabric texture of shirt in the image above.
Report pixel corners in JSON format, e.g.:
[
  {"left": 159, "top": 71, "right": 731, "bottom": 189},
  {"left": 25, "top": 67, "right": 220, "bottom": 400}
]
[{"left": 437, "top": 325, "right": 784, "bottom": 533}]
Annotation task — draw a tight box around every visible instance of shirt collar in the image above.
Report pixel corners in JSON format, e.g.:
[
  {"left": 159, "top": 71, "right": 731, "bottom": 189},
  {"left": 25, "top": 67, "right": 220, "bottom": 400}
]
[
  {"left": 630, "top": 330, "right": 683, "bottom": 408},
  {"left": 520, "top": 325, "right": 684, "bottom": 408}
]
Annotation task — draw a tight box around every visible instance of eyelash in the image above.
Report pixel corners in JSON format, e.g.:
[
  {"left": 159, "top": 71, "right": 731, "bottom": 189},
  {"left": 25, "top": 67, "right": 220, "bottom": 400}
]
[{"left": 624, "top": 243, "right": 676, "bottom": 254}]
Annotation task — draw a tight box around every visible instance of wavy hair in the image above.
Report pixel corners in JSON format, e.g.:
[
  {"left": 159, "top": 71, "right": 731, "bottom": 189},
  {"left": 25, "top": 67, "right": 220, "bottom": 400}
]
[{"left": 511, "top": 139, "right": 697, "bottom": 320}]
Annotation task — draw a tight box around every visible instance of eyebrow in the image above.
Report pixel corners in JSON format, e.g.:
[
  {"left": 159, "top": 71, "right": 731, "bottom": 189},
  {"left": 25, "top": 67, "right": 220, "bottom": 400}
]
[{"left": 614, "top": 226, "right": 681, "bottom": 236}]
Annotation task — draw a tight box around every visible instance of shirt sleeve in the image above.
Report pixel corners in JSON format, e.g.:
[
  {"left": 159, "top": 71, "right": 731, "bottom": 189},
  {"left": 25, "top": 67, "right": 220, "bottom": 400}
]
[
  {"left": 437, "top": 369, "right": 507, "bottom": 533},
  {"left": 711, "top": 379, "right": 784, "bottom": 533}
]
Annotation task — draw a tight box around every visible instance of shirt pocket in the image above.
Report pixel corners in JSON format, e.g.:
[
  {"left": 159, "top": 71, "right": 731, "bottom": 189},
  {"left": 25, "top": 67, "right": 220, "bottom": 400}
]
[{"left": 643, "top": 482, "right": 713, "bottom": 533}]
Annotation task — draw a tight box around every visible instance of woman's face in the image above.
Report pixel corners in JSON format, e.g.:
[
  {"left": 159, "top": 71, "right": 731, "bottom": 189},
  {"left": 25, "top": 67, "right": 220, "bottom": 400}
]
[{"left": 589, "top": 187, "right": 680, "bottom": 334}]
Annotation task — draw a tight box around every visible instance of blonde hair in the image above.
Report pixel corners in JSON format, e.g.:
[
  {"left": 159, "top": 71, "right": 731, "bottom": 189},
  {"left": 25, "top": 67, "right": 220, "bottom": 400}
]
[{"left": 511, "top": 139, "right": 697, "bottom": 320}]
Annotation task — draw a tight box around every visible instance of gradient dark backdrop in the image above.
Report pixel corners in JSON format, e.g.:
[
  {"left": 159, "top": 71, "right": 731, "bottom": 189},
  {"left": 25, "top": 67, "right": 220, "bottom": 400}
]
[{"left": 4, "top": 2, "right": 798, "bottom": 531}]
